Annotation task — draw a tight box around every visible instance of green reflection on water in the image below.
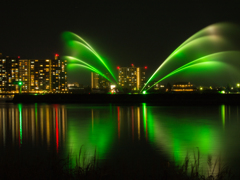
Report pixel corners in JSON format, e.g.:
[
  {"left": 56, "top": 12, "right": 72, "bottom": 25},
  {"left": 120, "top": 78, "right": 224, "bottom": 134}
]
[
  {"left": 142, "top": 103, "right": 147, "bottom": 140},
  {"left": 67, "top": 105, "right": 115, "bottom": 162},
  {"left": 221, "top": 105, "right": 225, "bottom": 129},
  {"left": 18, "top": 104, "right": 23, "bottom": 145},
  {"left": 146, "top": 106, "right": 155, "bottom": 143},
  {"left": 35, "top": 103, "right": 38, "bottom": 124},
  {"left": 147, "top": 106, "right": 220, "bottom": 164}
]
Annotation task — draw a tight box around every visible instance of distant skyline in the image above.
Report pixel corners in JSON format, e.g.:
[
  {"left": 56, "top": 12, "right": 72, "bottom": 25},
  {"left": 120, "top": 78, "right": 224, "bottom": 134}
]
[{"left": 1, "top": 1, "right": 240, "bottom": 85}]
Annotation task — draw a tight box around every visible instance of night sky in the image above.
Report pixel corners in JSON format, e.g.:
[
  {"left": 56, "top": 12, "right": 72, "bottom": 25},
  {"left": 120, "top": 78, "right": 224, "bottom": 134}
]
[{"left": 1, "top": 1, "right": 240, "bottom": 85}]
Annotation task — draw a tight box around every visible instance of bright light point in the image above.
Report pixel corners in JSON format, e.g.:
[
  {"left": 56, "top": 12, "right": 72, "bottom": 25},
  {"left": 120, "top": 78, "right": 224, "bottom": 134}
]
[
  {"left": 18, "top": 56, "right": 20, "bottom": 58},
  {"left": 55, "top": 54, "right": 59, "bottom": 56},
  {"left": 144, "top": 66, "right": 147, "bottom": 69},
  {"left": 117, "top": 66, "right": 120, "bottom": 69},
  {"left": 237, "top": 83, "right": 240, "bottom": 87},
  {"left": 143, "top": 90, "right": 147, "bottom": 94},
  {"left": 200, "top": 87, "right": 203, "bottom": 90},
  {"left": 207, "top": 26, "right": 217, "bottom": 34},
  {"left": 221, "top": 90, "right": 225, "bottom": 94},
  {"left": 18, "top": 82, "right": 22, "bottom": 85},
  {"left": 110, "top": 85, "right": 116, "bottom": 89},
  {"left": 131, "top": 64, "right": 134, "bottom": 67}
]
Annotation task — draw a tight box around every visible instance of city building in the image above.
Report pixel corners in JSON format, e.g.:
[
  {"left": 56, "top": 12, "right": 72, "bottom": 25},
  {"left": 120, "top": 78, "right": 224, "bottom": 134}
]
[
  {"left": 91, "top": 72, "right": 110, "bottom": 90},
  {"left": 117, "top": 64, "right": 147, "bottom": 92},
  {"left": 147, "top": 81, "right": 165, "bottom": 92},
  {"left": 0, "top": 54, "right": 20, "bottom": 93},
  {"left": 91, "top": 72, "right": 99, "bottom": 89},
  {"left": 0, "top": 53, "right": 68, "bottom": 93},
  {"left": 68, "top": 82, "right": 80, "bottom": 88},
  {"left": 171, "top": 82, "right": 197, "bottom": 92}
]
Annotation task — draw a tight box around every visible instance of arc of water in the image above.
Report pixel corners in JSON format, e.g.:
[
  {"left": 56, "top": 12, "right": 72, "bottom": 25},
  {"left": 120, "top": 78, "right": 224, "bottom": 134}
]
[
  {"left": 68, "top": 63, "right": 113, "bottom": 84},
  {"left": 171, "top": 22, "right": 233, "bottom": 56},
  {"left": 66, "top": 56, "right": 104, "bottom": 76},
  {"left": 66, "top": 42, "right": 123, "bottom": 91},
  {"left": 140, "top": 35, "right": 228, "bottom": 93},
  {"left": 146, "top": 51, "right": 240, "bottom": 91},
  {"left": 67, "top": 32, "right": 119, "bottom": 86}
]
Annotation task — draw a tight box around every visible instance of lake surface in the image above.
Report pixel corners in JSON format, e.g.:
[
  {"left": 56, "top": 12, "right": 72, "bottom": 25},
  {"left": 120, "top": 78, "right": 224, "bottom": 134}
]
[{"left": 0, "top": 102, "right": 240, "bottom": 177}]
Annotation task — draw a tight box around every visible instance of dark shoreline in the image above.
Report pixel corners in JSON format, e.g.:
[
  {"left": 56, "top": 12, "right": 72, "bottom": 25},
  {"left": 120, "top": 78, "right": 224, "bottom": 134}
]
[{"left": 8, "top": 93, "right": 240, "bottom": 105}]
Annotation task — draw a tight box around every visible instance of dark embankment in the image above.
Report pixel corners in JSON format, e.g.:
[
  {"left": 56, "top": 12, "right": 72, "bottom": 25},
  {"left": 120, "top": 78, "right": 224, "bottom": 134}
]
[{"left": 9, "top": 93, "right": 240, "bottom": 105}]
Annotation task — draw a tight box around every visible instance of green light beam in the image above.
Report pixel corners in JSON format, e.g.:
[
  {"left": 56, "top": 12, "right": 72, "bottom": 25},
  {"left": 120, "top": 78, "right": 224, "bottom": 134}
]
[
  {"left": 65, "top": 56, "right": 103, "bottom": 75},
  {"left": 68, "top": 63, "right": 114, "bottom": 84},
  {"left": 146, "top": 51, "right": 240, "bottom": 91},
  {"left": 146, "top": 62, "right": 213, "bottom": 91},
  {"left": 65, "top": 32, "right": 119, "bottom": 86},
  {"left": 141, "top": 35, "right": 228, "bottom": 92},
  {"left": 172, "top": 22, "right": 238, "bottom": 55}
]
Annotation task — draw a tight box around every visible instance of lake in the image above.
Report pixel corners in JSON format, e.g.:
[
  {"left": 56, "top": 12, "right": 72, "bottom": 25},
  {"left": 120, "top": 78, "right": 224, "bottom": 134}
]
[{"left": 0, "top": 102, "right": 239, "bottom": 177}]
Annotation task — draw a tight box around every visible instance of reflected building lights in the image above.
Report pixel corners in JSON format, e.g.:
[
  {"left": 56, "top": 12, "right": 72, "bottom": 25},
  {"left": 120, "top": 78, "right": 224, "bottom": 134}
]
[
  {"left": 46, "top": 107, "right": 50, "bottom": 146},
  {"left": 0, "top": 104, "right": 66, "bottom": 149},
  {"left": 31, "top": 107, "right": 35, "bottom": 144},
  {"left": 12, "top": 108, "right": 15, "bottom": 143},
  {"left": 2, "top": 108, "right": 6, "bottom": 146},
  {"left": 55, "top": 105, "right": 59, "bottom": 153},
  {"left": 131, "top": 106, "right": 134, "bottom": 141},
  {"left": 137, "top": 107, "right": 140, "bottom": 140},
  {"left": 0, "top": 103, "right": 234, "bottom": 176},
  {"left": 117, "top": 106, "right": 120, "bottom": 139},
  {"left": 40, "top": 107, "right": 44, "bottom": 144}
]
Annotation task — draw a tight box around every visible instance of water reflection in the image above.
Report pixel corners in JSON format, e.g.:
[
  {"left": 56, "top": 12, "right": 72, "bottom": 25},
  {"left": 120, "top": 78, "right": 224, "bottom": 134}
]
[
  {"left": 0, "top": 103, "right": 240, "bottom": 175},
  {"left": 0, "top": 103, "right": 67, "bottom": 151}
]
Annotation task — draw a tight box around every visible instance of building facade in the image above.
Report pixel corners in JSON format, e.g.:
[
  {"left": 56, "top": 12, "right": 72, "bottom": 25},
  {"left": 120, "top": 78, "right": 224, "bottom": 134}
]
[
  {"left": 91, "top": 72, "right": 110, "bottom": 90},
  {"left": 0, "top": 54, "right": 20, "bottom": 93},
  {"left": 118, "top": 64, "right": 147, "bottom": 91},
  {"left": 171, "top": 82, "right": 197, "bottom": 92},
  {"left": 0, "top": 54, "right": 67, "bottom": 93}
]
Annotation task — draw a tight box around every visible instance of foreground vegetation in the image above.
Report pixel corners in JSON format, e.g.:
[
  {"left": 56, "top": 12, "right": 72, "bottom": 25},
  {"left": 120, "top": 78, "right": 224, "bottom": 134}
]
[{"left": 0, "top": 148, "right": 234, "bottom": 180}]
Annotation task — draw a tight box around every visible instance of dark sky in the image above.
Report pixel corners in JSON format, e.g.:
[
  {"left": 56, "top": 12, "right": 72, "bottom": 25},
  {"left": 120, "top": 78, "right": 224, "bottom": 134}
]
[{"left": 1, "top": 0, "right": 240, "bottom": 85}]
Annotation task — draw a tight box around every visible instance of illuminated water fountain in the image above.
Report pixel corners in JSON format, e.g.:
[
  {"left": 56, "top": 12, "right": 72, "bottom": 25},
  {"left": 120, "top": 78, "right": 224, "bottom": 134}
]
[
  {"left": 62, "top": 32, "right": 122, "bottom": 91},
  {"left": 141, "top": 22, "right": 240, "bottom": 92}
]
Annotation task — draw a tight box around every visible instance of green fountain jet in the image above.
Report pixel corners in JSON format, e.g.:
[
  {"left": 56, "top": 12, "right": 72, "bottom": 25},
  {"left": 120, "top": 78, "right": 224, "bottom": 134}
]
[
  {"left": 63, "top": 32, "right": 122, "bottom": 91},
  {"left": 141, "top": 22, "right": 240, "bottom": 93}
]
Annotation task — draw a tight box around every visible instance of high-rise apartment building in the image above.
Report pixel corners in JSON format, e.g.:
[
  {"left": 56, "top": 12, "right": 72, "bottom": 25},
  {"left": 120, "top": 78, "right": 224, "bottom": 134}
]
[
  {"left": 91, "top": 72, "right": 110, "bottom": 90},
  {"left": 0, "top": 54, "right": 20, "bottom": 93},
  {"left": 91, "top": 72, "right": 99, "bottom": 89},
  {"left": 118, "top": 64, "right": 147, "bottom": 91},
  {"left": 0, "top": 54, "right": 68, "bottom": 93}
]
